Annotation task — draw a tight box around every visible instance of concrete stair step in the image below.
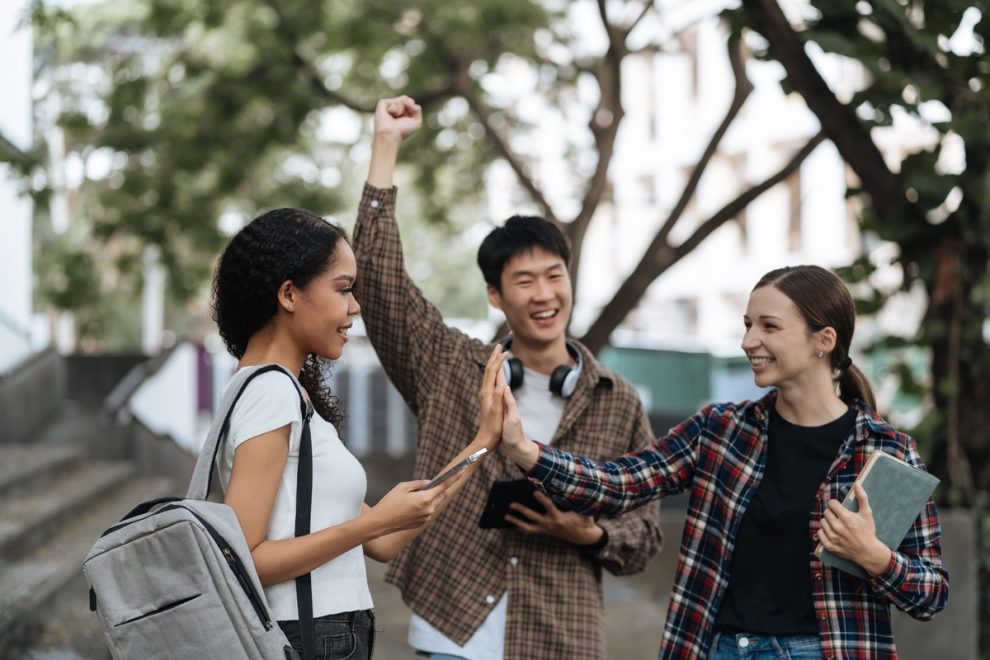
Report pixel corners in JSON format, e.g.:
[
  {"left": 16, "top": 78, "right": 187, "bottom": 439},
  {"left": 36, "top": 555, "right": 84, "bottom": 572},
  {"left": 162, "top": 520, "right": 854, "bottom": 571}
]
[
  {"left": 31, "top": 407, "right": 116, "bottom": 446},
  {"left": 0, "top": 475, "right": 176, "bottom": 658},
  {"left": 0, "top": 460, "right": 135, "bottom": 560},
  {"left": 0, "top": 444, "right": 86, "bottom": 500}
]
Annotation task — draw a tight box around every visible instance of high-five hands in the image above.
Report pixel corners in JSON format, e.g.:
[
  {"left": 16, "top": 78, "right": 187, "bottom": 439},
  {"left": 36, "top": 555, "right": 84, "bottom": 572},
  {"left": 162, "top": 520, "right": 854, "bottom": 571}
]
[
  {"left": 497, "top": 387, "right": 540, "bottom": 470},
  {"left": 478, "top": 345, "right": 510, "bottom": 450},
  {"left": 495, "top": 377, "right": 602, "bottom": 544}
]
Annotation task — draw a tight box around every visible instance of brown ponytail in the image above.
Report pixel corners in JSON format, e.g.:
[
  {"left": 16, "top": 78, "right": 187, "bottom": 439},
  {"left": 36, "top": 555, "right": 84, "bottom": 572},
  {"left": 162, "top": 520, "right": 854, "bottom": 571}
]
[{"left": 837, "top": 363, "right": 875, "bottom": 410}]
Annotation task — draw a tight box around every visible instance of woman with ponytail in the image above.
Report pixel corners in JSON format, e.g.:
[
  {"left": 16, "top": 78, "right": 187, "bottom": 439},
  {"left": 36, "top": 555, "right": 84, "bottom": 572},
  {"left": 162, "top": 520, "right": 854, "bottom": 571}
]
[
  {"left": 499, "top": 265, "right": 947, "bottom": 660},
  {"left": 212, "top": 205, "right": 507, "bottom": 660}
]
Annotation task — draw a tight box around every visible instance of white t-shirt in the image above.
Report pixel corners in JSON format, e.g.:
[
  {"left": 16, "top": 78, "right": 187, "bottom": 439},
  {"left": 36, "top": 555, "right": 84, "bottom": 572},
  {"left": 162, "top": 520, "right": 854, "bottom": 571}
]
[
  {"left": 218, "top": 370, "right": 374, "bottom": 621},
  {"left": 408, "top": 366, "right": 567, "bottom": 659}
]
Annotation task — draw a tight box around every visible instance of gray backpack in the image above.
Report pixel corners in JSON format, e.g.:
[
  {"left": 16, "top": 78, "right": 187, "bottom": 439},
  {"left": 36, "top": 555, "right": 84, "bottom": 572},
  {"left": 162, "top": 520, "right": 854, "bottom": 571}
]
[{"left": 84, "top": 365, "right": 319, "bottom": 660}]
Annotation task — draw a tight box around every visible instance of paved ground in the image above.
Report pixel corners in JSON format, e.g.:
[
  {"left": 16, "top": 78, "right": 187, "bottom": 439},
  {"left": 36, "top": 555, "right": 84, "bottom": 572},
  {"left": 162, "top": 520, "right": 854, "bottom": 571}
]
[{"left": 363, "top": 508, "right": 682, "bottom": 660}]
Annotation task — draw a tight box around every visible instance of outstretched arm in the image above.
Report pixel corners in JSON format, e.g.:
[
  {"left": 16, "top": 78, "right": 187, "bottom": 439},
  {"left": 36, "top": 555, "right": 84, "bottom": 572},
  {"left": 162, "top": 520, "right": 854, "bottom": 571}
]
[{"left": 499, "top": 389, "right": 702, "bottom": 517}]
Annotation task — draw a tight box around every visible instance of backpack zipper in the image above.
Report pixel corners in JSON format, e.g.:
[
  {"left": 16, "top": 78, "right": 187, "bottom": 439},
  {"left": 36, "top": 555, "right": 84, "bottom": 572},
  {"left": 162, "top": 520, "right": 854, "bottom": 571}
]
[
  {"left": 222, "top": 547, "right": 274, "bottom": 630},
  {"left": 164, "top": 506, "right": 275, "bottom": 631}
]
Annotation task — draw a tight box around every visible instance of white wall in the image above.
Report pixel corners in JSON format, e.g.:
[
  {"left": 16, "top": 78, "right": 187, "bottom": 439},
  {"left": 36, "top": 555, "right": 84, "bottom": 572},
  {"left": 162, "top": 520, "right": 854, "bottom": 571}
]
[{"left": 0, "top": 0, "right": 36, "bottom": 370}]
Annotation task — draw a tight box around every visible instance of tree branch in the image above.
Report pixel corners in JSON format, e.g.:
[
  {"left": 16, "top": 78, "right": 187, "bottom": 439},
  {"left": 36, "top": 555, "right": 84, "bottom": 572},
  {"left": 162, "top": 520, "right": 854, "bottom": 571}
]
[
  {"left": 739, "top": 0, "right": 916, "bottom": 222},
  {"left": 868, "top": 5, "right": 967, "bottom": 107},
  {"left": 456, "top": 78, "right": 560, "bottom": 225},
  {"left": 567, "top": 0, "right": 632, "bottom": 295},
  {"left": 654, "top": 35, "right": 753, "bottom": 248},
  {"left": 595, "top": 0, "right": 610, "bottom": 28},
  {"left": 580, "top": 131, "right": 826, "bottom": 352},
  {"left": 264, "top": 0, "right": 454, "bottom": 114},
  {"left": 624, "top": 1, "right": 656, "bottom": 39}
]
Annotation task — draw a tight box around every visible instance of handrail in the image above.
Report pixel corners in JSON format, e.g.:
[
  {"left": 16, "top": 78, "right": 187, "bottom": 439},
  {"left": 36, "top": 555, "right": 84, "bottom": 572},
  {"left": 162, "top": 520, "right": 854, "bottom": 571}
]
[
  {"left": 0, "top": 308, "right": 31, "bottom": 342},
  {"left": 104, "top": 341, "right": 183, "bottom": 418}
]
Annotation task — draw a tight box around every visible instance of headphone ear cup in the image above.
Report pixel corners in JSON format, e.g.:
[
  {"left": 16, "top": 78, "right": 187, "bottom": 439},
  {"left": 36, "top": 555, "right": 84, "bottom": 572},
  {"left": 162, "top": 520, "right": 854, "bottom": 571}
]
[
  {"left": 549, "top": 365, "right": 572, "bottom": 397},
  {"left": 504, "top": 357, "right": 525, "bottom": 390},
  {"left": 560, "top": 367, "right": 580, "bottom": 398}
]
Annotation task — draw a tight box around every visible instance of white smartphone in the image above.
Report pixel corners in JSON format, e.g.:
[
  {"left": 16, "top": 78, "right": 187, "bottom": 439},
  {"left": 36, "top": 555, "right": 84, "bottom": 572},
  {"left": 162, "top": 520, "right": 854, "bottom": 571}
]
[{"left": 416, "top": 448, "right": 488, "bottom": 491}]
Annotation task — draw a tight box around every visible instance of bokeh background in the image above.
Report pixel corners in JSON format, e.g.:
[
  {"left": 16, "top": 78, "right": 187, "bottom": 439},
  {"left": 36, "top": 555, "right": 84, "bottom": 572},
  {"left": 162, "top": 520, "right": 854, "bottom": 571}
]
[{"left": 0, "top": 0, "right": 987, "bottom": 657}]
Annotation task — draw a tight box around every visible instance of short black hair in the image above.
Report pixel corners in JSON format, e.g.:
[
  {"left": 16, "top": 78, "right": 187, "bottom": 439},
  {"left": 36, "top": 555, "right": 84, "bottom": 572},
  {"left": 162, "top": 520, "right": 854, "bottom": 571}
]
[{"left": 477, "top": 216, "right": 571, "bottom": 291}]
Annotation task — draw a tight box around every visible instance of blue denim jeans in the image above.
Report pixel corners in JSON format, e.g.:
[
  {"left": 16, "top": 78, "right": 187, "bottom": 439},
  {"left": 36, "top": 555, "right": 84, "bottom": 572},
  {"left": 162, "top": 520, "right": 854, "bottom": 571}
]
[
  {"left": 279, "top": 609, "right": 375, "bottom": 660},
  {"left": 709, "top": 632, "right": 823, "bottom": 659}
]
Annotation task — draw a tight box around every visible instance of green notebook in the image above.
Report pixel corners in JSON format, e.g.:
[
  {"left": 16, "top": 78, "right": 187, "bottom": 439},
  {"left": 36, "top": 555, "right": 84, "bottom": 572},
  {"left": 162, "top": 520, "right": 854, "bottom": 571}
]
[{"left": 815, "top": 451, "right": 939, "bottom": 579}]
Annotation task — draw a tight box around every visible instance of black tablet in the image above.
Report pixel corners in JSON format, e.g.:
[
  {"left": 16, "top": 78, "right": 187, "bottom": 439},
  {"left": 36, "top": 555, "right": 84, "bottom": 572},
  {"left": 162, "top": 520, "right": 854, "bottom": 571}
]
[{"left": 479, "top": 477, "right": 550, "bottom": 529}]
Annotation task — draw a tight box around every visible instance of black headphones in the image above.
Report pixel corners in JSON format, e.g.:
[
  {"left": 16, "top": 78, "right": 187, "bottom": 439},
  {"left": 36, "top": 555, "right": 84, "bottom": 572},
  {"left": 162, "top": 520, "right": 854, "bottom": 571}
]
[{"left": 500, "top": 336, "right": 583, "bottom": 398}]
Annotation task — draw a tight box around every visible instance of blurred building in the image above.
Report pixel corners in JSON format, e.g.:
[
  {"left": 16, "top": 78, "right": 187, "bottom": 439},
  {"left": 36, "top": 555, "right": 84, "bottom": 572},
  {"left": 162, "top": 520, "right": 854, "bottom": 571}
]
[{"left": 0, "top": 0, "right": 37, "bottom": 372}]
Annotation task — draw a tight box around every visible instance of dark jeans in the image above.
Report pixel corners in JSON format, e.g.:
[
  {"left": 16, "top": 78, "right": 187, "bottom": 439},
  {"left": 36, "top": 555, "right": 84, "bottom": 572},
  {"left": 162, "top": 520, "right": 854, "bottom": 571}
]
[
  {"left": 709, "top": 632, "right": 823, "bottom": 659},
  {"left": 279, "top": 609, "right": 375, "bottom": 660}
]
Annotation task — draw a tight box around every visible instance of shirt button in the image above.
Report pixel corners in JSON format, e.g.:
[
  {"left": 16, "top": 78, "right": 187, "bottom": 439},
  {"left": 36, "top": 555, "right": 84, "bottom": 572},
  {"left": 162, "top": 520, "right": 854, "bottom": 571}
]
[
  {"left": 485, "top": 595, "right": 495, "bottom": 605},
  {"left": 738, "top": 636, "right": 749, "bottom": 648},
  {"left": 509, "top": 557, "right": 519, "bottom": 566},
  {"left": 370, "top": 199, "right": 380, "bottom": 208}
]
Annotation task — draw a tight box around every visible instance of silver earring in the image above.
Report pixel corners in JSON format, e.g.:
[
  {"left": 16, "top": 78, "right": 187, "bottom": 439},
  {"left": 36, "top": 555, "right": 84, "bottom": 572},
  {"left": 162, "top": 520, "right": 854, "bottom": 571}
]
[{"left": 816, "top": 351, "right": 824, "bottom": 358}]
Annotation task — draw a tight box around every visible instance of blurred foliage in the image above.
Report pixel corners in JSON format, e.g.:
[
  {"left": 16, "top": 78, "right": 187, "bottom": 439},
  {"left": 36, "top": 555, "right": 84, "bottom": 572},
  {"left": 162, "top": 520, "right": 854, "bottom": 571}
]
[
  {"left": 13, "top": 0, "right": 560, "bottom": 346},
  {"left": 780, "top": 0, "right": 990, "bottom": 504},
  {"left": 777, "top": 1, "right": 990, "bottom": 645}
]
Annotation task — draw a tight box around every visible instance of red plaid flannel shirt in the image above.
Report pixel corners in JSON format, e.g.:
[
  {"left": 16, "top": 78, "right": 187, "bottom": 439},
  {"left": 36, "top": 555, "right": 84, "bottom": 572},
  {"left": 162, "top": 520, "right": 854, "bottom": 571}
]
[{"left": 529, "top": 390, "right": 948, "bottom": 659}]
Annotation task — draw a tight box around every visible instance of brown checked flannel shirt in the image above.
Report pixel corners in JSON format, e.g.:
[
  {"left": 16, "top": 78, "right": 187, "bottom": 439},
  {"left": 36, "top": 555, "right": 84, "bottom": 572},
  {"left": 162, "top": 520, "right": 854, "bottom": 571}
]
[{"left": 352, "top": 183, "right": 663, "bottom": 659}]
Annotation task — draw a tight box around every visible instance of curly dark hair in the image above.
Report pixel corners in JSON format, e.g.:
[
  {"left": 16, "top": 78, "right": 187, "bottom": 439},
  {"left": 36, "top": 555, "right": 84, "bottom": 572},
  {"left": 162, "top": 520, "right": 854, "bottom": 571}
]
[{"left": 212, "top": 207, "right": 347, "bottom": 427}]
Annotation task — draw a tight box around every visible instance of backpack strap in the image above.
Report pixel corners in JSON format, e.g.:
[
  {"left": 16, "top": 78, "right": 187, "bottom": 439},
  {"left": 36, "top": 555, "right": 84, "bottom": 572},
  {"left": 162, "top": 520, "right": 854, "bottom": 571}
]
[
  {"left": 186, "top": 364, "right": 310, "bottom": 501},
  {"left": 184, "top": 364, "right": 318, "bottom": 660},
  {"left": 294, "top": 398, "right": 316, "bottom": 660}
]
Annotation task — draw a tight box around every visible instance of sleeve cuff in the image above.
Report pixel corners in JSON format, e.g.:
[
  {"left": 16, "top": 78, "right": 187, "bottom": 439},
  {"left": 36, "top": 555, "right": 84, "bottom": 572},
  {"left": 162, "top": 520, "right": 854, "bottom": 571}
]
[
  {"left": 524, "top": 442, "right": 556, "bottom": 482},
  {"left": 868, "top": 549, "right": 906, "bottom": 596},
  {"left": 359, "top": 182, "right": 396, "bottom": 210}
]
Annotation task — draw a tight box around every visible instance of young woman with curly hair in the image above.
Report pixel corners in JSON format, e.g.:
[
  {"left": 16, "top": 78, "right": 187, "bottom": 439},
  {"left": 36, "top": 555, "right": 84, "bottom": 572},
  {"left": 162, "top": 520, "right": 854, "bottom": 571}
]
[{"left": 212, "top": 201, "right": 507, "bottom": 660}]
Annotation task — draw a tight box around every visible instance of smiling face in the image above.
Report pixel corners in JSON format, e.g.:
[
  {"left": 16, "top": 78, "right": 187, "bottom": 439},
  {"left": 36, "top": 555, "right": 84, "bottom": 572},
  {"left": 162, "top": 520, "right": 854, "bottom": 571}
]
[
  {"left": 742, "top": 284, "right": 832, "bottom": 390},
  {"left": 287, "top": 241, "right": 360, "bottom": 361},
  {"left": 487, "top": 246, "right": 572, "bottom": 348}
]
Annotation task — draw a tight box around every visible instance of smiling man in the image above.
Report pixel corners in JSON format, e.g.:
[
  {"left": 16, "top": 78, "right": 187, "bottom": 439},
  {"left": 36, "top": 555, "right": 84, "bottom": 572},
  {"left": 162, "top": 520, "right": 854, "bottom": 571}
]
[{"left": 351, "top": 96, "right": 662, "bottom": 659}]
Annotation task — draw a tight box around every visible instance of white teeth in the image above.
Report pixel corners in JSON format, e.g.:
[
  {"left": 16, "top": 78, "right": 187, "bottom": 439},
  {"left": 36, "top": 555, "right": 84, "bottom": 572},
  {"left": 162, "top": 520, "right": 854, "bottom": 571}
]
[
  {"left": 532, "top": 310, "right": 556, "bottom": 319},
  {"left": 750, "top": 357, "right": 773, "bottom": 366}
]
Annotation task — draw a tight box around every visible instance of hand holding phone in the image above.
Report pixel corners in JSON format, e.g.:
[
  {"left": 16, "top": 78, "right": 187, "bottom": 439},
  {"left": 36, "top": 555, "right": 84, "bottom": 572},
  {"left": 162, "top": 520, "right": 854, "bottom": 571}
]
[{"left": 416, "top": 448, "right": 488, "bottom": 491}]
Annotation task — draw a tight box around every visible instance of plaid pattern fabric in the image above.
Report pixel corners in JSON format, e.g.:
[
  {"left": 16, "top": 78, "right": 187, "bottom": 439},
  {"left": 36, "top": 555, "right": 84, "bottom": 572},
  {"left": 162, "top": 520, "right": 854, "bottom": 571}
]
[
  {"left": 529, "top": 390, "right": 949, "bottom": 659},
  {"left": 351, "top": 184, "right": 663, "bottom": 659}
]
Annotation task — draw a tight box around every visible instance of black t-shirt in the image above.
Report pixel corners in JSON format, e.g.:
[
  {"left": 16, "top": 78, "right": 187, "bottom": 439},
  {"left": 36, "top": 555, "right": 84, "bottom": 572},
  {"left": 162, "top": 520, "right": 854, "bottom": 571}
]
[{"left": 714, "top": 405, "right": 857, "bottom": 635}]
